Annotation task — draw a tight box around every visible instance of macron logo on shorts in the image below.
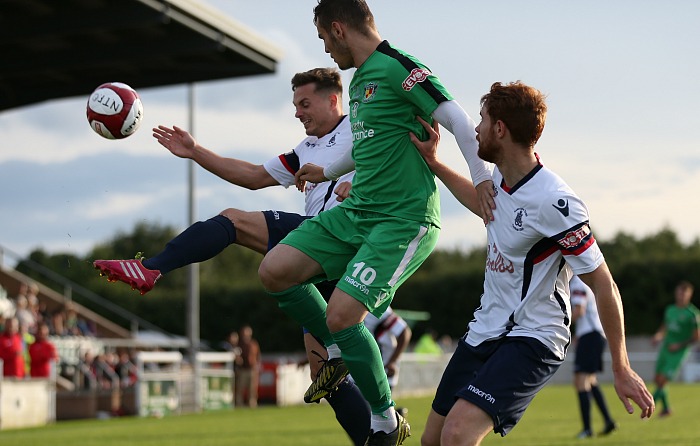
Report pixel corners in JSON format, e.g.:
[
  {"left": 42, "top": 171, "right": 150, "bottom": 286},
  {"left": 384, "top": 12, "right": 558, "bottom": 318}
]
[{"left": 468, "top": 384, "right": 496, "bottom": 404}]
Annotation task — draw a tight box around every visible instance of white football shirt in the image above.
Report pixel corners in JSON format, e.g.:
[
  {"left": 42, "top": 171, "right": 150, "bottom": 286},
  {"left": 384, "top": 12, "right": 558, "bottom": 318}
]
[
  {"left": 263, "top": 116, "right": 354, "bottom": 216},
  {"left": 465, "top": 157, "right": 605, "bottom": 359}
]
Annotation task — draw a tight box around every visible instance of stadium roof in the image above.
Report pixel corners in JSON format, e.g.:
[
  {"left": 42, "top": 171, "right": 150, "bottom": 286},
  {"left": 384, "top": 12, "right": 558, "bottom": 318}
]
[{"left": 0, "top": 0, "right": 282, "bottom": 111}]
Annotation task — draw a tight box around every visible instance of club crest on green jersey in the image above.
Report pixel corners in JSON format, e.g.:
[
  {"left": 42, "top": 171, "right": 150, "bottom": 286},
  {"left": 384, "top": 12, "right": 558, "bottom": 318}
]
[{"left": 363, "top": 82, "right": 378, "bottom": 102}]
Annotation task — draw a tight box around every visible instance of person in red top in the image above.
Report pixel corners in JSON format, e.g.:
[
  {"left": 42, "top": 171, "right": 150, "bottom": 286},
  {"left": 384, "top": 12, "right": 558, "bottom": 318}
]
[
  {"left": 0, "top": 317, "right": 25, "bottom": 378},
  {"left": 29, "top": 322, "right": 58, "bottom": 378}
]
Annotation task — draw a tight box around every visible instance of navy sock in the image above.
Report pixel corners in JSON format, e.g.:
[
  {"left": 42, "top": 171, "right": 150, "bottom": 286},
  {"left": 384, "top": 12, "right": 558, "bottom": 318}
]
[
  {"left": 143, "top": 215, "right": 236, "bottom": 274},
  {"left": 577, "top": 391, "right": 591, "bottom": 431},
  {"left": 590, "top": 384, "right": 614, "bottom": 424},
  {"left": 326, "top": 379, "right": 370, "bottom": 446}
]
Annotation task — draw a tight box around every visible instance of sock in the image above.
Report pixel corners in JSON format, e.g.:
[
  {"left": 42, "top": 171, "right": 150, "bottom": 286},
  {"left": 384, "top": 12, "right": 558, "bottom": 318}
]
[
  {"left": 333, "top": 324, "right": 392, "bottom": 417},
  {"left": 326, "top": 344, "right": 341, "bottom": 360},
  {"left": 371, "top": 407, "right": 397, "bottom": 433},
  {"left": 654, "top": 387, "right": 669, "bottom": 411},
  {"left": 269, "top": 284, "right": 334, "bottom": 346},
  {"left": 590, "top": 384, "right": 613, "bottom": 424},
  {"left": 577, "top": 391, "right": 591, "bottom": 432},
  {"left": 143, "top": 215, "right": 236, "bottom": 274},
  {"left": 326, "top": 378, "right": 371, "bottom": 446}
]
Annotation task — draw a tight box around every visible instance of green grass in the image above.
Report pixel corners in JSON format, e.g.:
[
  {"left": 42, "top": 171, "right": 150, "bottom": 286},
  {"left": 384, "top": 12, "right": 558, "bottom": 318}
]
[{"left": 2, "top": 384, "right": 699, "bottom": 445}]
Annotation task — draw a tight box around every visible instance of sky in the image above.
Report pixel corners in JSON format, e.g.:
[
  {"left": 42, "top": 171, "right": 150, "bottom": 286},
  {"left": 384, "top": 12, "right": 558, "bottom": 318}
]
[{"left": 1, "top": 0, "right": 699, "bottom": 266}]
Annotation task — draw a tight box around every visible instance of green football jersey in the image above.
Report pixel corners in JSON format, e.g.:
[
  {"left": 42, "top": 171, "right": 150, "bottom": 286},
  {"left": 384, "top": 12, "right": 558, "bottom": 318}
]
[
  {"left": 342, "top": 41, "right": 453, "bottom": 226},
  {"left": 663, "top": 303, "right": 700, "bottom": 346}
]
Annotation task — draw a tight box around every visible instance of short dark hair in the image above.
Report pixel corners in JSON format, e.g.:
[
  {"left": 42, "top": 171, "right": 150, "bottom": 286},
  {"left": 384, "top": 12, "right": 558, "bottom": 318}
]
[
  {"left": 291, "top": 67, "right": 343, "bottom": 96},
  {"left": 480, "top": 81, "right": 547, "bottom": 149},
  {"left": 677, "top": 280, "right": 694, "bottom": 293},
  {"left": 313, "top": 0, "right": 375, "bottom": 36}
]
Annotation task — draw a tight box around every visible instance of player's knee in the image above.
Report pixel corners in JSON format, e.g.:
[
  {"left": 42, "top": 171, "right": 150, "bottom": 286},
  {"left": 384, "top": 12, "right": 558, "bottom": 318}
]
[
  {"left": 219, "top": 208, "right": 242, "bottom": 224},
  {"left": 258, "top": 257, "right": 282, "bottom": 291},
  {"left": 325, "top": 308, "right": 353, "bottom": 333}
]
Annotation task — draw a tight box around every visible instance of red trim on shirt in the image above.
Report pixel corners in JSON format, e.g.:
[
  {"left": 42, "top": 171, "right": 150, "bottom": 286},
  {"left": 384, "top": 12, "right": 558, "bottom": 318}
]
[{"left": 278, "top": 154, "right": 296, "bottom": 175}]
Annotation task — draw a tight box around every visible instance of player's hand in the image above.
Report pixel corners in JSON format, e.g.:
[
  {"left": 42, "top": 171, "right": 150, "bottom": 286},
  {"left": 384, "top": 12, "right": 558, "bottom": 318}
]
[
  {"left": 475, "top": 180, "right": 496, "bottom": 225},
  {"left": 334, "top": 181, "right": 352, "bottom": 201},
  {"left": 613, "top": 367, "right": 655, "bottom": 419},
  {"left": 409, "top": 116, "right": 440, "bottom": 167},
  {"left": 295, "top": 163, "right": 328, "bottom": 191},
  {"left": 153, "top": 125, "right": 195, "bottom": 158},
  {"left": 385, "top": 362, "right": 397, "bottom": 378}
]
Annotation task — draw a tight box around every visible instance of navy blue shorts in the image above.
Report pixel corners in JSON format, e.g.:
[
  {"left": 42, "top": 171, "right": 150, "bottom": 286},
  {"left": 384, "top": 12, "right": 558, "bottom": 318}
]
[
  {"left": 262, "top": 210, "right": 311, "bottom": 252},
  {"left": 574, "top": 331, "right": 606, "bottom": 374},
  {"left": 432, "top": 336, "right": 563, "bottom": 436}
]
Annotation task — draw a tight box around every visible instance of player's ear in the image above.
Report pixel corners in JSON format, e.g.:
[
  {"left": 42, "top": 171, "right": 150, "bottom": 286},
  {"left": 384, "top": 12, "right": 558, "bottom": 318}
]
[
  {"left": 495, "top": 120, "right": 507, "bottom": 138},
  {"left": 329, "top": 93, "right": 339, "bottom": 108},
  {"left": 331, "top": 21, "right": 345, "bottom": 38}
]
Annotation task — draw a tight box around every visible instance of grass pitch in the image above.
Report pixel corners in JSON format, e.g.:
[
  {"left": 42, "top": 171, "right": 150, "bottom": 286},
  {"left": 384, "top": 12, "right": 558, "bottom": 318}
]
[{"left": 2, "top": 384, "right": 698, "bottom": 445}]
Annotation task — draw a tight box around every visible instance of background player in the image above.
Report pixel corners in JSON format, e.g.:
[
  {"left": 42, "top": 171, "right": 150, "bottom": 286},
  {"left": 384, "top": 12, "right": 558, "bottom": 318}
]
[
  {"left": 93, "top": 67, "right": 370, "bottom": 446},
  {"left": 570, "top": 275, "right": 616, "bottom": 438},
  {"left": 651, "top": 280, "right": 700, "bottom": 417},
  {"left": 259, "top": 1, "right": 493, "bottom": 444},
  {"left": 362, "top": 306, "right": 412, "bottom": 393},
  {"left": 410, "top": 81, "right": 653, "bottom": 445}
]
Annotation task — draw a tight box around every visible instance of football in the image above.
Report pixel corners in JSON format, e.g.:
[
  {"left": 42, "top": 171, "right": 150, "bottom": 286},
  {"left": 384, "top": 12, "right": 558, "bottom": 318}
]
[{"left": 86, "top": 82, "right": 143, "bottom": 139}]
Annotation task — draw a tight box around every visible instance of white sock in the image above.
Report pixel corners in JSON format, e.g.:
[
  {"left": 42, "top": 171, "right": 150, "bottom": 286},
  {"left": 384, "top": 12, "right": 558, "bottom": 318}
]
[
  {"left": 371, "top": 406, "right": 397, "bottom": 433},
  {"left": 326, "top": 344, "right": 341, "bottom": 359}
]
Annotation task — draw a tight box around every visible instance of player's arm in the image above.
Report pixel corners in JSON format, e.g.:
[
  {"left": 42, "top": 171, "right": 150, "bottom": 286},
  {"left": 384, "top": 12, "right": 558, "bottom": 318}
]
[
  {"left": 432, "top": 100, "right": 495, "bottom": 222},
  {"left": 651, "top": 322, "right": 666, "bottom": 346},
  {"left": 294, "top": 148, "right": 355, "bottom": 191},
  {"left": 579, "top": 264, "right": 655, "bottom": 419},
  {"left": 153, "top": 125, "right": 278, "bottom": 190},
  {"left": 410, "top": 116, "right": 481, "bottom": 218},
  {"left": 386, "top": 324, "right": 412, "bottom": 376}
]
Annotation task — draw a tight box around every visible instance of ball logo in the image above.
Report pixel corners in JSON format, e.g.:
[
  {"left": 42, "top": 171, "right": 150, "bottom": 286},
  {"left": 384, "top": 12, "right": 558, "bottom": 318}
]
[
  {"left": 86, "top": 82, "right": 143, "bottom": 140},
  {"left": 89, "top": 89, "right": 124, "bottom": 115}
]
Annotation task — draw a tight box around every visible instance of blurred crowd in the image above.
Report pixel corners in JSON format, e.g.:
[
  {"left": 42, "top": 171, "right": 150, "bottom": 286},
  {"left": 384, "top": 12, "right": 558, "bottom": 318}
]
[{"left": 0, "top": 282, "right": 96, "bottom": 338}]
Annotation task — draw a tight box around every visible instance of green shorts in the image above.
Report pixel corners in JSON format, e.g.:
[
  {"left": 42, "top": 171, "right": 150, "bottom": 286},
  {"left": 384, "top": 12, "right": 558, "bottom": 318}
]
[
  {"left": 655, "top": 346, "right": 691, "bottom": 379},
  {"left": 280, "top": 206, "right": 439, "bottom": 316}
]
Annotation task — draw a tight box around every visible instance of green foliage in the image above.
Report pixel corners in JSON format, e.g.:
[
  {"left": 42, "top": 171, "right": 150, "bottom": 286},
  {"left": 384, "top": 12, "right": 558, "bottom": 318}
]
[{"left": 16, "top": 222, "right": 700, "bottom": 351}]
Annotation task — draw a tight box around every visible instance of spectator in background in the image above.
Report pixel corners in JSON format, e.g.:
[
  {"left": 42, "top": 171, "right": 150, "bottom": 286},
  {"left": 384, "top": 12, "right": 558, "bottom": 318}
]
[
  {"left": 92, "top": 352, "right": 116, "bottom": 389},
  {"left": 29, "top": 322, "right": 58, "bottom": 378},
  {"left": 221, "top": 331, "right": 242, "bottom": 356},
  {"left": 19, "top": 320, "right": 35, "bottom": 375},
  {"left": 115, "top": 351, "right": 138, "bottom": 388},
  {"left": 651, "top": 280, "right": 700, "bottom": 417},
  {"left": 14, "top": 295, "right": 36, "bottom": 335},
  {"left": 0, "top": 285, "right": 14, "bottom": 320},
  {"left": 235, "top": 324, "right": 261, "bottom": 408},
  {"left": 50, "top": 309, "right": 66, "bottom": 336},
  {"left": 0, "top": 317, "right": 25, "bottom": 378}
]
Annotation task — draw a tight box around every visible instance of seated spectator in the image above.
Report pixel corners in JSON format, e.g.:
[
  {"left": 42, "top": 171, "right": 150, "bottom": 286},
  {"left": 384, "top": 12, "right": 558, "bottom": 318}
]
[
  {"left": 0, "top": 317, "right": 25, "bottom": 378},
  {"left": 0, "top": 285, "right": 14, "bottom": 319},
  {"left": 115, "top": 351, "right": 138, "bottom": 387},
  {"left": 14, "top": 295, "right": 36, "bottom": 335},
  {"left": 29, "top": 322, "right": 58, "bottom": 378}
]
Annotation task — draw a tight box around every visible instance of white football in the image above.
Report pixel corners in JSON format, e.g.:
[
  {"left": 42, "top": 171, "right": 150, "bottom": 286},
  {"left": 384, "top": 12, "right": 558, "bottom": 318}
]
[{"left": 86, "top": 82, "right": 143, "bottom": 140}]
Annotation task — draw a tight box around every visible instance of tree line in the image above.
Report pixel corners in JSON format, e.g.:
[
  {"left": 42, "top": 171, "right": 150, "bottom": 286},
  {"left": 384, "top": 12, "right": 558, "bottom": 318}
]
[{"left": 16, "top": 223, "right": 700, "bottom": 352}]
